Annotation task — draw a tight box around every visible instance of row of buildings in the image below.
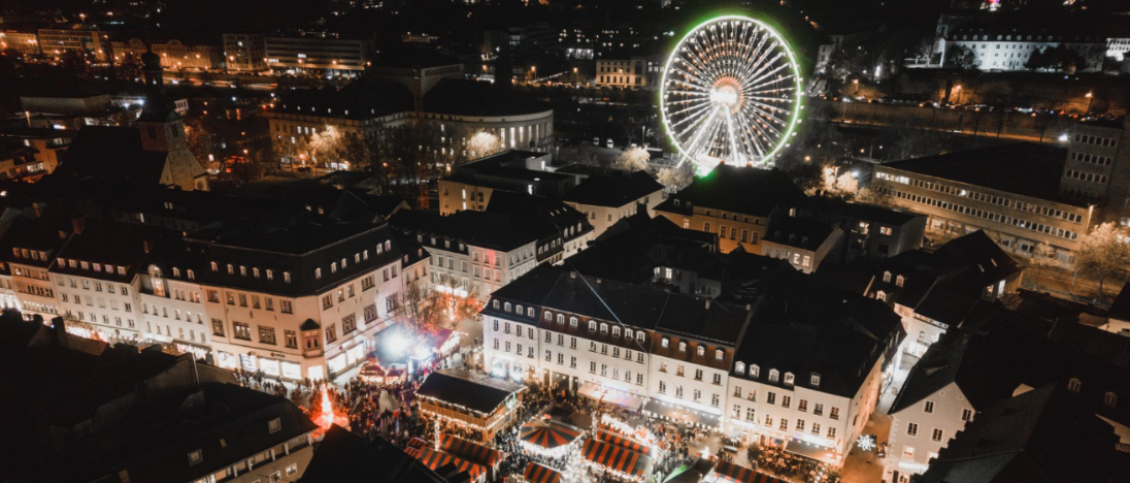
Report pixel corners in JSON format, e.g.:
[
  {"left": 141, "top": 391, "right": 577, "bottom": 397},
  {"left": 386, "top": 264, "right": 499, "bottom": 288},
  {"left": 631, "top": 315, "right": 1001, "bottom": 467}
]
[{"left": 872, "top": 117, "right": 1130, "bottom": 265}]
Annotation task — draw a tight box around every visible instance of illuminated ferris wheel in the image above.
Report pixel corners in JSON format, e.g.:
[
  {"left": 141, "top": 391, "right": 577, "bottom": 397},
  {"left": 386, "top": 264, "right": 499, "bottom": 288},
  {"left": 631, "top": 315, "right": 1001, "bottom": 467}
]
[{"left": 660, "top": 15, "right": 803, "bottom": 172}]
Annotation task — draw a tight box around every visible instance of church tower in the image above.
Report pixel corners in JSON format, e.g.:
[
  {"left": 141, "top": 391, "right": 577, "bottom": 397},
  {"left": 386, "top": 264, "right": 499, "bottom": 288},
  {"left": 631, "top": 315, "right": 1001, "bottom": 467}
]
[{"left": 136, "top": 45, "right": 208, "bottom": 190}]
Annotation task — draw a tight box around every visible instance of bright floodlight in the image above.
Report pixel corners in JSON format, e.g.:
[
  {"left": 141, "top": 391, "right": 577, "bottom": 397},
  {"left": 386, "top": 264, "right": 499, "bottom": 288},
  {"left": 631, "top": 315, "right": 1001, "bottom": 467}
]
[{"left": 661, "top": 15, "right": 803, "bottom": 173}]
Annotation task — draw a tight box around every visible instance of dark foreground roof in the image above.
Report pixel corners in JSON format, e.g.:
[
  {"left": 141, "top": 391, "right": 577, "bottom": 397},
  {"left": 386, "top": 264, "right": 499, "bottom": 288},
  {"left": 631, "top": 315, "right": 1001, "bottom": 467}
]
[
  {"left": 53, "top": 126, "right": 168, "bottom": 185},
  {"left": 424, "top": 79, "right": 552, "bottom": 117},
  {"left": 301, "top": 425, "right": 450, "bottom": 483},
  {"left": 656, "top": 165, "right": 807, "bottom": 217},
  {"left": 416, "top": 369, "right": 525, "bottom": 415}
]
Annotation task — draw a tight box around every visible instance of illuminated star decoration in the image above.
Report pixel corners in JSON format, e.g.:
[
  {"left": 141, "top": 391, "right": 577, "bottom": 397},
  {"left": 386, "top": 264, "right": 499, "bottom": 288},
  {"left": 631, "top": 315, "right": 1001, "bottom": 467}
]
[
  {"left": 856, "top": 434, "right": 877, "bottom": 452},
  {"left": 661, "top": 15, "right": 803, "bottom": 174}
]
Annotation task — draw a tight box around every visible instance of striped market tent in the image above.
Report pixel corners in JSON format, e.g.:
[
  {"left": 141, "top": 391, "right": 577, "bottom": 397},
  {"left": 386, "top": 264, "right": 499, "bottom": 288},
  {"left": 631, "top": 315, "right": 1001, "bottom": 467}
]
[
  {"left": 712, "top": 461, "right": 785, "bottom": 483},
  {"left": 441, "top": 433, "right": 505, "bottom": 467},
  {"left": 596, "top": 429, "right": 653, "bottom": 456},
  {"left": 523, "top": 462, "right": 564, "bottom": 483},
  {"left": 520, "top": 421, "right": 583, "bottom": 451},
  {"left": 406, "top": 437, "right": 429, "bottom": 450},
  {"left": 405, "top": 446, "right": 487, "bottom": 481},
  {"left": 582, "top": 439, "right": 651, "bottom": 479}
]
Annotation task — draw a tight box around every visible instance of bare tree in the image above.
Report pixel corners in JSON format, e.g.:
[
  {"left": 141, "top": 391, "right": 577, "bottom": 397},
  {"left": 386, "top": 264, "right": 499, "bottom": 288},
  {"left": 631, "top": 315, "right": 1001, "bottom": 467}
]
[
  {"left": 657, "top": 163, "right": 694, "bottom": 192},
  {"left": 1028, "top": 242, "right": 1058, "bottom": 288},
  {"left": 392, "top": 273, "right": 482, "bottom": 336},
  {"left": 612, "top": 147, "right": 649, "bottom": 171},
  {"left": 1076, "top": 222, "right": 1130, "bottom": 299}
]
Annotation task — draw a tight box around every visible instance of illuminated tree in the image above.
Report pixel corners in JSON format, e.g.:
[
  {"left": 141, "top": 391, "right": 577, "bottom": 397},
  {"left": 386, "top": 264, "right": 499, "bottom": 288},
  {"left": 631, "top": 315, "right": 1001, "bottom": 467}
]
[
  {"left": 656, "top": 163, "right": 694, "bottom": 192},
  {"left": 944, "top": 45, "right": 978, "bottom": 70},
  {"left": 613, "top": 146, "right": 650, "bottom": 171},
  {"left": 466, "top": 131, "right": 501, "bottom": 159},
  {"left": 1076, "top": 222, "right": 1130, "bottom": 298}
]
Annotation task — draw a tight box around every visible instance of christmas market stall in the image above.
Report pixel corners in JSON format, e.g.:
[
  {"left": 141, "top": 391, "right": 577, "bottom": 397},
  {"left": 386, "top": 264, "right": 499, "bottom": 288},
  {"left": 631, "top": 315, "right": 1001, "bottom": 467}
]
[
  {"left": 518, "top": 420, "right": 584, "bottom": 458},
  {"left": 522, "top": 462, "right": 564, "bottom": 483},
  {"left": 440, "top": 433, "right": 506, "bottom": 480},
  {"left": 707, "top": 461, "right": 786, "bottom": 483},
  {"left": 581, "top": 438, "right": 652, "bottom": 482},
  {"left": 417, "top": 369, "right": 527, "bottom": 443},
  {"left": 404, "top": 445, "right": 488, "bottom": 483}
]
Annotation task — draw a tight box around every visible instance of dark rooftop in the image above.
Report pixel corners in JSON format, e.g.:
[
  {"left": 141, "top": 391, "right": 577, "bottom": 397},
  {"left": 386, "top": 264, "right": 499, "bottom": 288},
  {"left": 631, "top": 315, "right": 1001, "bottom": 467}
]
[
  {"left": 416, "top": 369, "right": 525, "bottom": 415},
  {"left": 656, "top": 165, "right": 807, "bottom": 217},
  {"left": 881, "top": 143, "right": 1081, "bottom": 206},
  {"left": 563, "top": 170, "right": 664, "bottom": 208}
]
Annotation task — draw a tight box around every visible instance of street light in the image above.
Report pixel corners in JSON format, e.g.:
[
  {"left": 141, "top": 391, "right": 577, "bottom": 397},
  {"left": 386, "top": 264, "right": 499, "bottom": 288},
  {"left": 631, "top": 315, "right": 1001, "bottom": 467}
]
[
  {"left": 852, "top": 79, "right": 859, "bottom": 96},
  {"left": 953, "top": 84, "right": 963, "bottom": 104},
  {"left": 1085, "top": 91, "right": 1094, "bottom": 115}
]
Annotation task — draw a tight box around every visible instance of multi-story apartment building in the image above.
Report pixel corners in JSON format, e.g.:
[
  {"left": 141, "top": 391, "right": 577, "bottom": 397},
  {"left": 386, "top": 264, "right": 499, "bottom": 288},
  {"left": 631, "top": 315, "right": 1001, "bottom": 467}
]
[
  {"left": 38, "top": 28, "right": 112, "bottom": 62},
  {"left": 759, "top": 216, "right": 843, "bottom": 274},
  {"left": 182, "top": 220, "right": 419, "bottom": 382},
  {"left": 864, "top": 231, "right": 1023, "bottom": 359},
  {"left": 723, "top": 272, "right": 902, "bottom": 467},
  {"left": 51, "top": 222, "right": 156, "bottom": 344},
  {"left": 222, "top": 33, "right": 266, "bottom": 71},
  {"left": 0, "top": 127, "right": 74, "bottom": 176},
  {"left": 392, "top": 192, "right": 592, "bottom": 299},
  {"left": 939, "top": 27, "right": 1107, "bottom": 72},
  {"left": 265, "top": 33, "right": 374, "bottom": 77},
  {"left": 437, "top": 151, "right": 574, "bottom": 216},
  {"left": 654, "top": 165, "right": 809, "bottom": 254},
  {"left": 1059, "top": 118, "right": 1130, "bottom": 226},
  {"left": 563, "top": 170, "right": 665, "bottom": 238},
  {"left": 111, "top": 37, "right": 224, "bottom": 69},
  {"left": 0, "top": 31, "right": 40, "bottom": 55},
  {"left": 482, "top": 266, "right": 752, "bottom": 429},
  {"left": 595, "top": 55, "right": 663, "bottom": 89},
  {"left": 0, "top": 216, "right": 71, "bottom": 319},
  {"left": 874, "top": 143, "right": 1096, "bottom": 264},
  {"left": 809, "top": 197, "right": 927, "bottom": 264}
]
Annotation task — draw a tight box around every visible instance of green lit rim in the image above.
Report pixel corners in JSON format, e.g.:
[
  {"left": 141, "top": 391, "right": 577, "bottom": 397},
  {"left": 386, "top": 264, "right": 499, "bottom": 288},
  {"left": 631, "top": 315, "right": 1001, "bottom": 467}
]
[{"left": 659, "top": 14, "right": 804, "bottom": 175}]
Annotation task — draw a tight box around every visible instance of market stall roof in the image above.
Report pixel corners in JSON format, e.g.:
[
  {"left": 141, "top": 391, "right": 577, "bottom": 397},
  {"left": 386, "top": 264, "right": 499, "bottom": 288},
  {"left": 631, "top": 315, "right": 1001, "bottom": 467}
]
[
  {"left": 524, "top": 462, "right": 564, "bottom": 483},
  {"left": 407, "top": 437, "right": 429, "bottom": 450},
  {"left": 642, "top": 398, "right": 722, "bottom": 427},
  {"left": 520, "top": 421, "right": 583, "bottom": 450},
  {"left": 582, "top": 439, "right": 651, "bottom": 479},
  {"left": 405, "top": 446, "right": 487, "bottom": 481},
  {"left": 783, "top": 439, "right": 837, "bottom": 463},
  {"left": 416, "top": 369, "right": 525, "bottom": 415},
  {"left": 578, "top": 383, "right": 646, "bottom": 411},
  {"left": 441, "top": 433, "right": 505, "bottom": 467},
  {"left": 711, "top": 461, "right": 785, "bottom": 483},
  {"left": 596, "top": 429, "right": 654, "bottom": 456},
  {"left": 665, "top": 457, "right": 716, "bottom": 483}
]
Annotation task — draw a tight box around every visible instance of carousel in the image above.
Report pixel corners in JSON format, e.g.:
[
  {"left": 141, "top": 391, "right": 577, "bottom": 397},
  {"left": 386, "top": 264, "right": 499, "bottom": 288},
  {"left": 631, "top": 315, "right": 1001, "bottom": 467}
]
[{"left": 519, "top": 419, "right": 585, "bottom": 458}]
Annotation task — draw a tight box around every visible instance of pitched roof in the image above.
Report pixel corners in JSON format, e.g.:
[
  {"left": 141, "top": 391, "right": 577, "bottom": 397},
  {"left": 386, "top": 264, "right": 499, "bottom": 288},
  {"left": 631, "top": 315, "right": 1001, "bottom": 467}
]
[
  {"left": 655, "top": 165, "right": 807, "bottom": 217},
  {"left": 52, "top": 126, "right": 169, "bottom": 185},
  {"left": 416, "top": 369, "right": 525, "bottom": 415},
  {"left": 918, "top": 384, "right": 1127, "bottom": 483},
  {"left": 731, "top": 270, "right": 905, "bottom": 398},
  {"left": 302, "top": 425, "right": 450, "bottom": 483},
  {"left": 563, "top": 171, "right": 664, "bottom": 208}
]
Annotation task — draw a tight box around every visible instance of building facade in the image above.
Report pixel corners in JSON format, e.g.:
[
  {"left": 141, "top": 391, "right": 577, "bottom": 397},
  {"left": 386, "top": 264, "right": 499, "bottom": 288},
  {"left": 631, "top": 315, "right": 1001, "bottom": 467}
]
[
  {"left": 265, "top": 33, "right": 374, "bottom": 77},
  {"left": 222, "top": 33, "right": 267, "bottom": 71},
  {"left": 38, "top": 28, "right": 112, "bottom": 61}
]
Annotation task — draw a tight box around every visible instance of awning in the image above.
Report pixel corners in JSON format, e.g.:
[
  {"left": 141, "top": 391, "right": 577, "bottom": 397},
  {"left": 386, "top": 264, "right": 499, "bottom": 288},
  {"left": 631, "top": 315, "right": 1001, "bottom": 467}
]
[
  {"left": 784, "top": 439, "right": 837, "bottom": 463},
  {"left": 582, "top": 439, "right": 651, "bottom": 479},
  {"left": 642, "top": 398, "right": 722, "bottom": 427},
  {"left": 524, "top": 462, "right": 564, "bottom": 483},
  {"left": 596, "top": 429, "right": 654, "bottom": 456},
  {"left": 578, "top": 383, "right": 647, "bottom": 411},
  {"left": 441, "top": 433, "right": 504, "bottom": 467},
  {"left": 406, "top": 437, "right": 429, "bottom": 450},
  {"left": 405, "top": 446, "right": 487, "bottom": 481},
  {"left": 520, "top": 421, "right": 583, "bottom": 450},
  {"left": 711, "top": 461, "right": 785, "bottom": 483}
]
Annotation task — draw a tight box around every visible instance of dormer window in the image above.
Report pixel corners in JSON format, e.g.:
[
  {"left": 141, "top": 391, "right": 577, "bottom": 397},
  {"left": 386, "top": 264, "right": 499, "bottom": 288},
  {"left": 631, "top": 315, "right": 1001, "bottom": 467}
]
[
  {"left": 1068, "top": 378, "right": 1082, "bottom": 393},
  {"left": 811, "top": 373, "right": 821, "bottom": 387},
  {"left": 769, "top": 369, "right": 779, "bottom": 382},
  {"left": 315, "top": 268, "right": 322, "bottom": 280},
  {"left": 268, "top": 417, "right": 281, "bottom": 433},
  {"left": 240, "top": 266, "right": 247, "bottom": 276},
  {"left": 662, "top": 338, "right": 669, "bottom": 348},
  {"left": 876, "top": 291, "right": 886, "bottom": 302},
  {"left": 735, "top": 362, "right": 746, "bottom": 374},
  {"left": 715, "top": 349, "right": 723, "bottom": 360},
  {"left": 544, "top": 310, "right": 552, "bottom": 320},
  {"left": 896, "top": 275, "right": 905, "bottom": 287},
  {"left": 625, "top": 329, "right": 633, "bottom": 339},
  {"left": 284, "top": 272, "right": 291, "bottom": 283},
  {"left": 679, "top": 341, "right": 687, "bottom": 352},
  {"left": 1105, "top": 392, "right": 1118, "bottom": 408},
  {"left": 883, "top": 271, "right": 891, "bottom": 283},
  {"left": 612, "top": 326, "right": 620, "bottom": 337},
  {"left": 187, "top": 269, "right": 195, "bottom": 280},
  {"left": 589, "top": 321, "right": 597, "bottom": 331},
  {"left": 331, "top": 262, "right": 337, "bottom": 273},
  {"left": 784, "top": 372, "right": 795, "bottom": 385},
  {"left": 504, "top": 302, "right": 512, "bottom": 312},
  {"left": 187, "top": 450, "right": 202, "bottom": 465},
  {"left": 492, "top": 300, "right": 499, "bottom": 309},
  {"left": 528, "top": 307, "right": 535, "bottom": 317},
  {"left": 696, "top": 345, "right": 705, "bottom": 356},
  {"left": 172, "top": 267, "right": 180, "bottom": 278},
  {"left": 751, "top": 365, "right": 760, "bottom": 377},
  {"left": 211, "top": 262, "right": 218, "bottom": 271},
  {"left": 516, "top": 304, "right": 523, "bottom": 314},
  {"left": 226, "top": 264, "right": 234, "bottom": 275},
  {"left": 636, "top": 332, "right": 645, "bottom": 342}
]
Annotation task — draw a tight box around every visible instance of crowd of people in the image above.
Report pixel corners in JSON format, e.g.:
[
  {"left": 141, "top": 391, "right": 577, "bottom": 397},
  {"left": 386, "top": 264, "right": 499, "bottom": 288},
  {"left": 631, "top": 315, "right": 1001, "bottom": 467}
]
[{"left": 752, "top": 444, "right": 840, "bottom": 483}]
